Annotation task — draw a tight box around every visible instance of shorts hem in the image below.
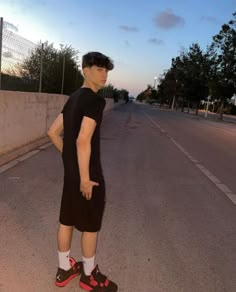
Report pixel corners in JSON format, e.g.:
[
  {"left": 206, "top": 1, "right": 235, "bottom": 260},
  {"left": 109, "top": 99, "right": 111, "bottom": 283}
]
[{"left": 74, "top": 225, "right": 102, "bottom": 232}]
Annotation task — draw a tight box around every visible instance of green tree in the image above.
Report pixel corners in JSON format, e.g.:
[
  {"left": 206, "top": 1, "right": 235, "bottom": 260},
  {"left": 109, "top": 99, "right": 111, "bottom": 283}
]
[
  {"left": 210, "top": 12, "right": 236, "bottom": 119},
  {"left": 136, "top": 90, "right": 146, "bottom": 102},
  {"left": 1, "top": 72, "right": 38, "bottom": 91},
  {"left": 170, "top": 52, "right": 189, "bottom": 111},
  {"left": 162, "top": 69, "right": 176, "bottom": 109},
  {"left": 19, "top": 42, "right": 83, "bottom": 94},
  {"left": 137, "top": 85, "right": 158, "bottom": 103},
  {"left": 100, "top": 84, "right": 116, "bottom": 99},
  {"left": 99, "top": 84, "right": 128, "bottom": 103},
  {"left": 157, "top": 75, "right": 170, "bottom": 107},
  {"left": 171, "top": 44, "right": 209, "bottom": 114},
  {"left": 119, "top": 89, "right": 129, "bottom": 103}
]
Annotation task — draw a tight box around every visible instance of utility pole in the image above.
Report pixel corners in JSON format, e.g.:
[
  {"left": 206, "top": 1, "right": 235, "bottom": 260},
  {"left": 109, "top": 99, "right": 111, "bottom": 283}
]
[
  {"left": 205, "top": 95, "right": 210, "bottom": 118},
  {"left": 171, "top": 96, "right": 176, "bottom": 110},
  {"left": 39, "top": 43, "right": 44, "bottom": 92},
  {"left": 0, "top": 17, "right": 3, "bottom": 90},
  {"left": 61, "top": 54, "right": 66, "bottom": 94},
  {"left": 171, "top": 79, "right": 177, "bottom": 110}
]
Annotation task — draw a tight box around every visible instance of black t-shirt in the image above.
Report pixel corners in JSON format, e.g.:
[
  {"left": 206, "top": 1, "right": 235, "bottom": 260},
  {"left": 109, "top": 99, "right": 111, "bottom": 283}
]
[{"left": 61, "top": 87, "right": 106, "bottom": 181}]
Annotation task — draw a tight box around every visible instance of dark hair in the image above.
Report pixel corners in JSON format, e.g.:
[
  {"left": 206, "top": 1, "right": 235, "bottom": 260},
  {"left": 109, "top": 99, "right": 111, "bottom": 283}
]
[{"left": 82, "top": 52, "right": 114, "bottom": 70}]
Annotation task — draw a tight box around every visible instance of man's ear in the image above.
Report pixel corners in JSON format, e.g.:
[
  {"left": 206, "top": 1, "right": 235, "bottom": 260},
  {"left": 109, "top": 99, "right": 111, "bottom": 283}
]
[{"left": 83, "top": 67, "right": 89, "bottom": 76}]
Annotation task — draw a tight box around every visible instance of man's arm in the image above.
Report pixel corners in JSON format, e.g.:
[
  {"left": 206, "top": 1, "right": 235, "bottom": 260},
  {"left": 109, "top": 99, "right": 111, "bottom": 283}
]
[
  {"left": 47, "top": 113, "right": 64, "bottom": 152},
  {"left": 77, "top": 116, "right": 99, "bottom": 200}
]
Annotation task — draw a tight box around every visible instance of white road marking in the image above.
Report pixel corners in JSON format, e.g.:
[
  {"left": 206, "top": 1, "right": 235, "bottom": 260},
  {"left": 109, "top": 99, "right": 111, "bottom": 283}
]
[{"left": 144, "top": 113, "right": 236, "bottom": 205}]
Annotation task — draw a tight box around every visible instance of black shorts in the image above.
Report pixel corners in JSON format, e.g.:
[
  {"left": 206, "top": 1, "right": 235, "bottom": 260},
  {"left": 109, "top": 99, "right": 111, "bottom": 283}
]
[{"left": 59, "top": 177, "right": 106, "bottom": 232}]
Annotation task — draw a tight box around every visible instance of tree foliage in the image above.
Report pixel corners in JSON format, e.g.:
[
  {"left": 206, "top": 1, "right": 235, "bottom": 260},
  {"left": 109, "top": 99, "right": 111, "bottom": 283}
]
[
  {"left": 137, "top": 12, "right": 236, "bottom": 118},
  {"left": 136, "top": 85, "right": 158, "bottom": 103},
  {"left": 99, "top": 85, "right": 128, "bottom": 103},
  {"left": 171, "top": 43, "right": 210, "bottom": 114},
  {"left": 18, "top": 42, "right": 83, "bottom": 94},
  {"left": 209, "top": 12, "right": 236, "bottom": 118}
]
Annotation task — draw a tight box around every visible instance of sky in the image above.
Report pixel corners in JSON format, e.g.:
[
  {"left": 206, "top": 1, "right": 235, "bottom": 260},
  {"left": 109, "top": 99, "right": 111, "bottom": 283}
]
[{"left": 0, "top": 0, "right": 235, "bottom": 97}]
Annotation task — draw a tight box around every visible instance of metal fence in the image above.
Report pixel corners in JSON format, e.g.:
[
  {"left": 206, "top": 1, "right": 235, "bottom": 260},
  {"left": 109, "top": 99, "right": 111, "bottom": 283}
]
[
  {"left": 0, "top": 17, "right": 72, "bottom": 93},
  {"left": 0, "top": 17, "right": 40, "bottom": 91}
]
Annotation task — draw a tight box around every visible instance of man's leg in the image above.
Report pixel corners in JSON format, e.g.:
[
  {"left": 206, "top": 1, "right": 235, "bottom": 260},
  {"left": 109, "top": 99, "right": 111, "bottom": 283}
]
[
  {"left": 57, "top": 224, "right": 73, "bottom": 270},
  {"left": 55, "top": 224, "right": 81, "bottom": 287},
  {"left": 81, "top": 232, "right": 98, "bottom": 275},
  {"left": 58, "top": 223, "right": 74, "bottom": 251},
  {"left": 80, "top": 231, "right": 118, "bottom": 291}
]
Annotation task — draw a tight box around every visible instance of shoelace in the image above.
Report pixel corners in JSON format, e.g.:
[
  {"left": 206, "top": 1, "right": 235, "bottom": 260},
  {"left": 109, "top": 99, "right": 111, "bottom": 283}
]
[
  {"left": 93, "top": 266, "right": 107, "bottom": 283},
  {"left": 75, "top": 262, "right": 81, "bottom": 271}
]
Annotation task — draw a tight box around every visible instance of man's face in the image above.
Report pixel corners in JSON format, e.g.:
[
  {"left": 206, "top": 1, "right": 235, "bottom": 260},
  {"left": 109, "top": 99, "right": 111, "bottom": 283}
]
[{"left": 84, "top": 65, "right": 108, "bottom": 90}]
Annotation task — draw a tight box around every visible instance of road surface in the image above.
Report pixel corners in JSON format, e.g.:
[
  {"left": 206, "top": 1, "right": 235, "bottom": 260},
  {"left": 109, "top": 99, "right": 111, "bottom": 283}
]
[{"left": 0, "top": 102, "right": 236, "bottom": 292}]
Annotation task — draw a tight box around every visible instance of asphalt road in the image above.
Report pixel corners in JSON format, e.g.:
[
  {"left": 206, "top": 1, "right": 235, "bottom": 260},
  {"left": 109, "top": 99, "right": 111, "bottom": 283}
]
[{"left": 0, "top": 102, "right": 236, "bottom": 292}]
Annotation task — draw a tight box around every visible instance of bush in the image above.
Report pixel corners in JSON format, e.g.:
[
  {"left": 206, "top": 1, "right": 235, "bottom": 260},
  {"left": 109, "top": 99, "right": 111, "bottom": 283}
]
[{"left": 230, "top": 105, "right": 236, "bottom": 115}]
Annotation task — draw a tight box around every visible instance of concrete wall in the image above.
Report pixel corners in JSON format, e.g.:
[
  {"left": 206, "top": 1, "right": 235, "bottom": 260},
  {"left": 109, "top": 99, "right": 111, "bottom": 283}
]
[{"left": 0, "top": 90, "right": 117, "bottom": 165}]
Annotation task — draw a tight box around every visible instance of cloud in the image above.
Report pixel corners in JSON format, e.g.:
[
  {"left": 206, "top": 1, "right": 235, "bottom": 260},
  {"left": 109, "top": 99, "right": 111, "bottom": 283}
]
[
  {"left": 36, "top": 0, "right": 46, "bottom": 5},
  {"left": 5, "top": 0, "right": 46, "bottom": 7},
  {"left": 124, "top": 40, "right": 131, "bottom": 46},
  {"left": 3, "top": 0, "right": 17, "bottom": 5},
  {"left": 24, "top": 0, "right": 46, "bottom": 6},
  {"left": 148, "top": 38, "right": 164, "bottom": 46},
  {"left": 3, "top": 0, "right": 46, "bottom": 17},
  {"left": 201, "top": 16, "right": 219, "bottom": 24},
  {"left": 119, "top": 25, "right": 139, "bottom": 32},
  {"left": 68, "top": 21, "right": 78, "bottom": 27},
  {"left": 154, "top": 9, "right": 185, "bottom": 30}
]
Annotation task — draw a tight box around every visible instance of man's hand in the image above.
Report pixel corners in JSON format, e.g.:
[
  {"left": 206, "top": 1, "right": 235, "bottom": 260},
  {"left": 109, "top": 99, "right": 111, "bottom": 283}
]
[{"left": 80, "top": 180, "right": 99, "bottom": 200}]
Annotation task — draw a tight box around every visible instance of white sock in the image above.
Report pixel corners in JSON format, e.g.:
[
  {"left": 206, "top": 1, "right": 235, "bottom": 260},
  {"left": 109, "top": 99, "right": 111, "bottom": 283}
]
[
  {"left": 82, "top": 255, "right": 95, "bottom": 276},
  {"left": 58, "top": 250, "right": 71, "bottom": 271}
]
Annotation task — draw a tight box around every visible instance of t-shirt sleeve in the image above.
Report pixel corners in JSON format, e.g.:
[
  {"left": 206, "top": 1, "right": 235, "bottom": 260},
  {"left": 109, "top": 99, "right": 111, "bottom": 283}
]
[{"left": 83, "top": 96, "right": 106, "bottom": 123}]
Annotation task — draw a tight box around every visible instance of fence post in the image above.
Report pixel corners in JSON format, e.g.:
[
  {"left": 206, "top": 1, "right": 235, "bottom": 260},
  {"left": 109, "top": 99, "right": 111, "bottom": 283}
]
[
  {"left": 61, "top": 54, "right": 65, "bottom": 94},
  {"left": 39, "top": 42, "right": 44, "bottom": 92},
  {"left": 0, "top": 17, "right": 3, "bottom": 90}
]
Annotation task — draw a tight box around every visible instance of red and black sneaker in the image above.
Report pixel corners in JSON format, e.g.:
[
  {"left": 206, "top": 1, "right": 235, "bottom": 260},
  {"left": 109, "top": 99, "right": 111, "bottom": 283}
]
[
  {"left": 55, "top": 257, "right": 82, "bottom": 287},
  {"left": 79, "top": 264, "right": 118, "bottom": 291}
]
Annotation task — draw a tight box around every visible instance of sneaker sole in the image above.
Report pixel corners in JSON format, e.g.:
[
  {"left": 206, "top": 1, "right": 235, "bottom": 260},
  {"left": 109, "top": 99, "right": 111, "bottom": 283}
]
[
  {"left": 80, "top": 282, "right": 92, "bottom": 291},
  {"left": 55, "top": 257, "right": 80, "bottom": 287},
  {"left": 55, "top": 272, "right": 80, "bottom": 287},
  {"left": 79, "top": 281, "right": 118, "bottom": 291}
]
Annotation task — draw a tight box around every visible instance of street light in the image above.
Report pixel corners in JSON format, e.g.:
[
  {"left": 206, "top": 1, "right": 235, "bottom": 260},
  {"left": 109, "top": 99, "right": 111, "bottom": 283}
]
[{"left": 153, "top": 76, "right": 157, "bottom": 89}]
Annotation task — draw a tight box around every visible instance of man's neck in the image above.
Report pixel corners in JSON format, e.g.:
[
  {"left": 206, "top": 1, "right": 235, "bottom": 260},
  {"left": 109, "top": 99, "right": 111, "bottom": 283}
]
[{"left": 82, "top": 81, "right": 99, "bottom": 93}]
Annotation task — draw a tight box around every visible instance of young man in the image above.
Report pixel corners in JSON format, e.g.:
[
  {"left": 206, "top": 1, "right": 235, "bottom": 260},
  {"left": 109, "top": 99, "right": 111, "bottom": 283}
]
[{"left": 48, "top": 52, "right": 118, "bottom": 291}]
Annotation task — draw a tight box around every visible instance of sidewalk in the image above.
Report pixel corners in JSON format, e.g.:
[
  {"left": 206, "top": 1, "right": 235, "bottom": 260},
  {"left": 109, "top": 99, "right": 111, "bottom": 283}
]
[
  {"left": 149, "top": 102, "right": 236, "bottom": 125},
  {"left": 197, "top": 109, "right": 236, "bottom": 124}
]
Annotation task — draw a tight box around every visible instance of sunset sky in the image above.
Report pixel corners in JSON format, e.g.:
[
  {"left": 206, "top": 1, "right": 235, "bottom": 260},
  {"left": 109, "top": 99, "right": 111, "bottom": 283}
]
[{"left": 0, "top": 0, "right": 235, "bottom": 96}]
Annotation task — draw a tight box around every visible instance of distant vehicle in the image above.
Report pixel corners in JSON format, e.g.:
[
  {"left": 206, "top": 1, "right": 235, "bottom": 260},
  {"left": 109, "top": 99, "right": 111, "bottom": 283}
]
[{"left": 129, "top": 96, "right": 135, "bottom": 102}]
